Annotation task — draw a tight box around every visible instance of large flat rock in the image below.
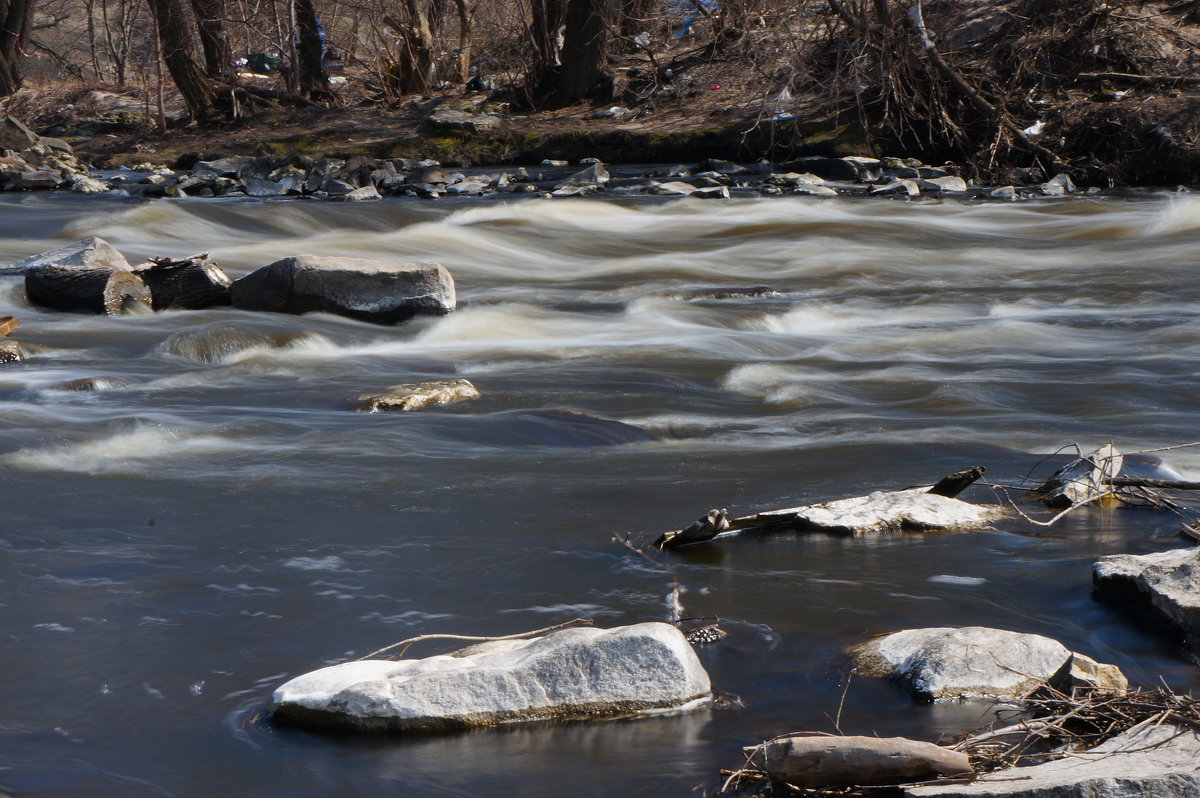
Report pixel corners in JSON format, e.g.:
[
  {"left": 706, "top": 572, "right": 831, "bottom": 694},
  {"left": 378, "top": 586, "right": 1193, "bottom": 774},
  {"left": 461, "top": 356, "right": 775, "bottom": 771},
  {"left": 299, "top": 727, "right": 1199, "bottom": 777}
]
[
  {"left": 1094, "top": 547, "right": 1200, "bottom": 650},
  {"left": 231, "top": 255, "right": 456, "bottom": 325},
  {"left": 851, "top": 627, "right": 1126, "bottom": 701},
  {"left": 907, "top": 724, "right": 1200, "bottom": 797},
  {"left": 792, "top": 488, "right": 1007, "bottom": 535},
  {"left": 271, "top": 622, "right": 712, "bottom": 732}
]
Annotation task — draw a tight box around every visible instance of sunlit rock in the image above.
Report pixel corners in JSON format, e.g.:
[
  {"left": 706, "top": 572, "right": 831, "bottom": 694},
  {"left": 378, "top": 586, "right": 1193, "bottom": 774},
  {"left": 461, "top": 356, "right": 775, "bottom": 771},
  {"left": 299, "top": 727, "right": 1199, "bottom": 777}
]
[
  {"left": 355, "top": 378, "right": 480, "bottom": 412},
  {"left": 271, "top": 622, "right": 712, "bottom": 732},
  {"left": 851, "top": 626, "right": 1127, "bottom": 701},
  {"left": 1094, "top": 547, "right": 1200, "bottom": 652},
  {"left": 793, "top": 487, "right": 1006, "bottom": 535}
]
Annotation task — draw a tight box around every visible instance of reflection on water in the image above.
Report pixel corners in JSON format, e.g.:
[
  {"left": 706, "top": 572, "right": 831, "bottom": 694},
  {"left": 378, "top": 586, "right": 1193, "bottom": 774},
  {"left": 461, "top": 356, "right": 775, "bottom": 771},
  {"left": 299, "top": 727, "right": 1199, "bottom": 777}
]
[{"left": 1, "top": 191, "right": 1199, "bottom": 796}]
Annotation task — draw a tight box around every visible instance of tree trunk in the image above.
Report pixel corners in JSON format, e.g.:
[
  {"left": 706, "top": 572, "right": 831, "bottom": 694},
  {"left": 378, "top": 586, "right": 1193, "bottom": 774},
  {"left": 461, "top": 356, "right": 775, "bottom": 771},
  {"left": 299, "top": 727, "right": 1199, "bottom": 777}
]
[
  {"left": 190, "top": 0, "right": 232, "bottom": 77},
  {"left": 454, "top": 0, "right": 471, "bottom": 84},
  {"left": 25, "top": 266, "right": 153, "bottom": 315},
  {"left": 383, "top": 7, "right": 434, "bottom": 94},
  {"left": 134, "top": 254, "right": 232, "bottom": 309},
  {"left": 146, "top": 0, "right": 217, "bottom": 120},
  {"left": 0, "top": 0, "right": 35, "bottom": 96},
  {"left": 620, "top": 0, "right": 653, "bottom": 38},
  {"left": 548, "top": 0, "right": 610, "bottom": 107},
  {"left": 293, "top": 0, "right": 331, "bottom": 99}
]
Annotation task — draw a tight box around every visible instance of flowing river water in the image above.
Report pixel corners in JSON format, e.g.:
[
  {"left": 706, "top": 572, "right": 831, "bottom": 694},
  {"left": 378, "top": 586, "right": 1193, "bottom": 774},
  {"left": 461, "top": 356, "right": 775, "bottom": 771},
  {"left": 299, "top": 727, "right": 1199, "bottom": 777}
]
[{"left": 2, "top": 189, "right": 1200, "bottom": 796}]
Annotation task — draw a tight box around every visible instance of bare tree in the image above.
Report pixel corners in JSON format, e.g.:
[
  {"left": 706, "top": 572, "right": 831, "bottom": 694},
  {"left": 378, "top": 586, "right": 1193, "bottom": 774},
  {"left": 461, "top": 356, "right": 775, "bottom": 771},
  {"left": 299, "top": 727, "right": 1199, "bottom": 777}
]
[
  {"left": 146, "top": 0, "right": 216, "bottom": 119},
  {"left": 190, "top": 0, "right": 233, "bottom": 76},
  {"left": 0, "top": 0, "right": 36, "bottom": 95}
]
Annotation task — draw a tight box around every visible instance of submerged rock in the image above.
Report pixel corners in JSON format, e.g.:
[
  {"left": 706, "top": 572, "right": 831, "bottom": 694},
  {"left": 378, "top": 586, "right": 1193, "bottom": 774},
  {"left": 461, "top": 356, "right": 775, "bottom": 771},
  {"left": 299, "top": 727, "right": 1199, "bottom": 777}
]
[
  {"left": 851, "top": 626, "right": 1127, "bottom": 701},
  {"left": 1094, "top": 547, "right": 1200, "bottom": 652},
  {"left": 270, "top": 622, "right": 712, "bottom": 732},
  {"left": 906, "top": 723, "right": 1200, "bottom": 797},
  {"left": 159, "top": 324, "right": 328, "bottom": 364},
  {"left": 355, "top": 378, "right": 480, "bottom": 412},
  {"left": 748, "top": 734, "right": 971, "bottom": 789},
  {"left": 230, "top": 255, "right": 456, "bottom": 325}
]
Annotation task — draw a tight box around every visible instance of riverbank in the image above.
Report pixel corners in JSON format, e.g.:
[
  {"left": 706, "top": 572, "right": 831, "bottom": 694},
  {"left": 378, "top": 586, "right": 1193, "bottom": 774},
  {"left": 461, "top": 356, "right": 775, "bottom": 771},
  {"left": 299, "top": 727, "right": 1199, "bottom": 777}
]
[{"left": 6, "top": 0, "right": 1200, "bottom": 188}]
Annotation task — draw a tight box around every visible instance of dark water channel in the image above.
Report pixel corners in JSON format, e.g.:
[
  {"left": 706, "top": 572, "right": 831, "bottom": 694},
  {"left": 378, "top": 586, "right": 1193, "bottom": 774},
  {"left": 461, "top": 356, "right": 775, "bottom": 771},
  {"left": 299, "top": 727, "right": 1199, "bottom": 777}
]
[{"left": 2, "top": 191, "right": 1200, "bottom": 796}]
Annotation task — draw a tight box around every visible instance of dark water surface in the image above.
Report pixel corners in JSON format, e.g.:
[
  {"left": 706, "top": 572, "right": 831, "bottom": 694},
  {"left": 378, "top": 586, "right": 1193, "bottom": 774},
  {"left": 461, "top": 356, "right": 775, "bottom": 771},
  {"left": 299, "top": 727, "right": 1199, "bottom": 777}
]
[{"left": 2, "top": 191, "right": 1200, "bottom": 796}]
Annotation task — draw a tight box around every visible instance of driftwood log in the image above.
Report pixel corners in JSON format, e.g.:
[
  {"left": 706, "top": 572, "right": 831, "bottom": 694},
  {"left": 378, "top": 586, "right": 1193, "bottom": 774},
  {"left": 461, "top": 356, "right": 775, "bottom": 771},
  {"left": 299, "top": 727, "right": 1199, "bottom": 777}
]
[
  {"left": 746, "top": 734, "right": 972, "bottom": 789},
  {"left": 134, "top": 254, "right": 232, "bottom": 310},
  {"left": 654, "top": 466, "right": 989, "bottom": 550},
  {"left": 25, "top": 266, "right": 153, "bottom": 315}
]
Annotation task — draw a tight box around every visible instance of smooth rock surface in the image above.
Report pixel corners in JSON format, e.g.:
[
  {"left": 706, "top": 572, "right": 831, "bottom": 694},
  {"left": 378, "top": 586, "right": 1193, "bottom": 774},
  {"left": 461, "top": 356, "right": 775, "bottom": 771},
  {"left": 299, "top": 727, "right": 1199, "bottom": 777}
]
[
  {"left": 1094, "top": 547, "right": 1200, "bottom": 650},
  {"left": 271, "top": 622, "right": 712, "bottom": 732},
  {"left": 851, "top": 626, "right": 1127, "bottom": 700},
  {"left": 907, "top": 724, "right": 1200, "bottom": 797},
  {"left": 749, "top": 734, "right": 972, "bottom": 788},
  {"left": 231, "top": 255, "right": 455, "bottom": 325},
  {"left": 792, "top": 488, "right": 1006, "bottom": 535},
  {"left": 1, "top": 236, "right": 131, "bottom": 276}
]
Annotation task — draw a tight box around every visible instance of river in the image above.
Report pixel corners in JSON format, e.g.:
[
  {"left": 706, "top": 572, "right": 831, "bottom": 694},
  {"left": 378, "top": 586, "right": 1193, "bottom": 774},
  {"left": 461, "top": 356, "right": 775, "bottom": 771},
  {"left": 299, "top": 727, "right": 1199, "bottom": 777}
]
[{"left": 2, "top": 190, "right": 1199, "bottom": 796}]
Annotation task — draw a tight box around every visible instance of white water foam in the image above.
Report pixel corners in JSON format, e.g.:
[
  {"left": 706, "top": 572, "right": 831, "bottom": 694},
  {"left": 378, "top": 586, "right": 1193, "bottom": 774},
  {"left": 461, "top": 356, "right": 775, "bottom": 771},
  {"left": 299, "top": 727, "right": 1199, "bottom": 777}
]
[{"left": 4, "top": 422, "right": 258, "bottom": 474}]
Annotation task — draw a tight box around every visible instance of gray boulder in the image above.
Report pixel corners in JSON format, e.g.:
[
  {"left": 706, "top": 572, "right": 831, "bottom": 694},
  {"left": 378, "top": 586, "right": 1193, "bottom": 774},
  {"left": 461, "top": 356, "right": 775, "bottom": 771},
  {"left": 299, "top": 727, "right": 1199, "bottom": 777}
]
[
  {"left": 230, "top": 255, "right": 456, "bottom": 325},
  {"left": 851, "top": 626, "right": 1127, "bottom": 700},
  {"left": 270, "top": 622, "right": 712, "bottom": 732},
  {"left": 333, "top": 185, "right": 382, "bottom": 202},
  {"left": 0, "top": 117, "right": 39, "bottom": 151},
  {"left": 2, "top": 236, "right": 131, "bottom": 276},
  {"left": 1094, "top": 547, "right": 1200, "bottom": 650},
  {"left": 907, "top": 724, "right": 1200, "bottom": 797}
]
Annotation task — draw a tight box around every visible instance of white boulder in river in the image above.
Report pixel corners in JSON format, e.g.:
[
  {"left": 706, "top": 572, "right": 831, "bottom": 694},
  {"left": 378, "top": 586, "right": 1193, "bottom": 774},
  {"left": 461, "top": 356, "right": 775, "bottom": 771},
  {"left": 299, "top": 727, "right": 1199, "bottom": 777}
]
[
  {"left": 271, "top": 622, "right": 712, "bottom": 732},
  {"left": 231, "top": 255, "right": 456, "bottom": 325},
  {"left": 1094, "top": 546, "right": 1200, "bottom": 651},
  {"left": 851, "top": 627, "right": 1127, "bottom": 700}
]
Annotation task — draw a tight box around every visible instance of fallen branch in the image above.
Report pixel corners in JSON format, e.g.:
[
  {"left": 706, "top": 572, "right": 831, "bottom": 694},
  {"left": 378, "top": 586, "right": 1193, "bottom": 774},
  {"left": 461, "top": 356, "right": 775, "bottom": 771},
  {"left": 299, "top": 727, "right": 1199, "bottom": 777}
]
[
  {"left": 1078, "top": 72, "right": 1200, "bottom": 86},
  {"left": 357, "top": 618, "right": 595, "bottom": 661}
]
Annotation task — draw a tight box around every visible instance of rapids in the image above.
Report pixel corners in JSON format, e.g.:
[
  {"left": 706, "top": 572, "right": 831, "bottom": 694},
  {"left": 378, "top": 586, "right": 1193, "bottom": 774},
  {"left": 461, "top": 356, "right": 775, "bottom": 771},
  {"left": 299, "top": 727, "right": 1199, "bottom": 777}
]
[{"left": 2, "top": 190, "right": 1199, "bottom": 796}]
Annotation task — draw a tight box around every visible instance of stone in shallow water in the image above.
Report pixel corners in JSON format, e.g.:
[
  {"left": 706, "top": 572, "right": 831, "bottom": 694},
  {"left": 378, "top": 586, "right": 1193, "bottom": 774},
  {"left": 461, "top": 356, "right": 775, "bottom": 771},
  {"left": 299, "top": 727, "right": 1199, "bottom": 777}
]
[
  {"left": 2, "top": 236, "right": 130, "bottom": 276},
  {"left": 850, "top": 626, "right": 1127, "bottom": 701},
  {"left": 1094, "top": 547, "right": 1200, "bottom": 651},
  {"left": 792, "top": 487, "right": 1006, "bottom": 535},
  {"left": 0, "top": 339, "right": 23, "bottom": 364},
  {"left": 355, "top": 378, "right": 480, "bottom": 412},
  {"left": 270, "top": 622, "right": 712, "bottom": 732},
  {"left": 230, "top": 255, "right": 455, "bottom": 325}
]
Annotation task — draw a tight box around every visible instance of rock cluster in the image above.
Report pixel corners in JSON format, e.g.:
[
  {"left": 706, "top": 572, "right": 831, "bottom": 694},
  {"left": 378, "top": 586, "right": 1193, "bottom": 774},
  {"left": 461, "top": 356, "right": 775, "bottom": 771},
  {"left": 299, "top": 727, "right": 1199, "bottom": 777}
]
[
  {"left": 3, "top": 237, "right": 456, "bottom": 326},
  {"left": 0, "top": 116, "right": 107, "bottom": 193}
]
